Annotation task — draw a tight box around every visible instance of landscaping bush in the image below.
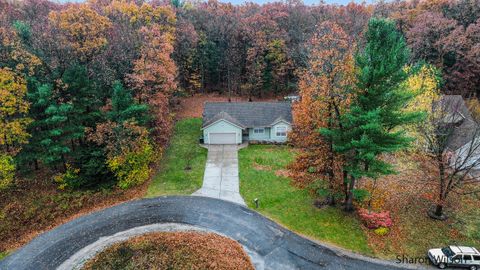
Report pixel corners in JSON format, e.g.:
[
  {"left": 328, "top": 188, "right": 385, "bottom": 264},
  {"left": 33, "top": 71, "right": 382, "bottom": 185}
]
[
  {"left": 353, "top": 189, "right": 370, "bottom": 203},
  {"left": 107, "top": 140, "right": 154, "bottom": 189},
  {"left": 53, "top": 164, "right": 80, "bottom": 190},
  {"left": 358, "top": 208, "right": 393, "bottom": 229},
  {"left": 0, "top": 155, "right": 15, "bottom": 190}
]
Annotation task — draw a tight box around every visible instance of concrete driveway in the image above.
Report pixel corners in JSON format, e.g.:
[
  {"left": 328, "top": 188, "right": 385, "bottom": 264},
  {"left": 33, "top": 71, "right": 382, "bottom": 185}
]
[
  {"left": 193, "top": 145, "right": 246, "bottom": 205},
  {"left": 0, "top": 196, "right": 416, "bottom": 270}
]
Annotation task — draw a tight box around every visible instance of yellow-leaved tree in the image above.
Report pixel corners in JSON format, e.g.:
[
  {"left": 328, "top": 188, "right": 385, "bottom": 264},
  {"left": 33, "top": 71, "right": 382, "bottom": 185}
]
[
  {"left": 0, "top": 67, "right": 31, "bottom": 189},
  {"left": 404, "top": 64, "right": 442, "bottom": 150},
  {"left": 0, "top": 68, "right": 31, "bottom": 154},
  {"left": 49, "top": 4, "right": 112, "bottom": 62}
]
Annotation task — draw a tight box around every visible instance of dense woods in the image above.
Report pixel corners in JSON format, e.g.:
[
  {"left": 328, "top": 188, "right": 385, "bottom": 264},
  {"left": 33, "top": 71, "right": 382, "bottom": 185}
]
[
  {"left": 0, "top": 0, "right": 479, "bottom": 261},
  {"left": 0, "top": 0, "right": 178, "bottom": 189},
  {"left": 1, "top": 0, "right": 478, "bottom": 190}
]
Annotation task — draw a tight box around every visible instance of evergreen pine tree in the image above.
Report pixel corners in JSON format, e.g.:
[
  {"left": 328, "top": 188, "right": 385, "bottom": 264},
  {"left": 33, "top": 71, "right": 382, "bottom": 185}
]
[
  {"left": 61, "top": 65, "right": 101, "bottom": 144},
  {"left": 109, "top": 81, "right": 148, "bottom": 125},
  {"left": 322, "top": 18, "right": 424, "bottom": 211},
  {"left": 19, "top": 82, "right": 71, "bottom": 170}
]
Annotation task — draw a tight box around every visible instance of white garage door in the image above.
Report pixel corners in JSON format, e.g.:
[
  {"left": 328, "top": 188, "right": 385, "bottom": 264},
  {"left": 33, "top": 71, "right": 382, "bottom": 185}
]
[{"left": 209, "top": 133, "right": 236, "bottom": 144}]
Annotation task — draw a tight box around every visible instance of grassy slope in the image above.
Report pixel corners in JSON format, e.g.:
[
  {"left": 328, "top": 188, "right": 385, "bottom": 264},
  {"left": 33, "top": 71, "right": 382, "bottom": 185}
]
[
  {"left": 239, "top": 145, "right": 372, "bottom": 255},
  {"left": 146, "top": 118, "right": 207, "bottom": 197}
]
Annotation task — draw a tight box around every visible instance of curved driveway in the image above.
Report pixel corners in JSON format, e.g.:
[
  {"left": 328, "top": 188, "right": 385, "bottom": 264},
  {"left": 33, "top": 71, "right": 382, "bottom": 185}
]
[{"left": 1, "top": 196, "right": 417, "bottom": 270}]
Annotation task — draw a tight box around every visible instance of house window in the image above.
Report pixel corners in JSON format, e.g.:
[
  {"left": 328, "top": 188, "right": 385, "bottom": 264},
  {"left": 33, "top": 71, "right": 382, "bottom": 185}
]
[
  {"left": 253, "top": 128, "right": 264, "bottom": 134},
  {"left": 276, "top": 126, "right": 287, "bottom": 137}
]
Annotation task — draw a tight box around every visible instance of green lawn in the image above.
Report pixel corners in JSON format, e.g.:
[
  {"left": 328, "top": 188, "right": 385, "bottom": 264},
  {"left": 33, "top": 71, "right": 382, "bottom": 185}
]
[
  {"left": 146, "top": 118, "right": 207, "bottom": 197},
  {"left": 0, "top": 251, "right": 9, "bottom": 261},
  {"left": 239, "top": 145, "right": 372, "bottom": 255}
]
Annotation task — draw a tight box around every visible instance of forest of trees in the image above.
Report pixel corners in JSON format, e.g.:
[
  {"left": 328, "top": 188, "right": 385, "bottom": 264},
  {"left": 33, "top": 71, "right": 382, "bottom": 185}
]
[{"left": 0, "top": 0, "right": 479, "bottom": 192}]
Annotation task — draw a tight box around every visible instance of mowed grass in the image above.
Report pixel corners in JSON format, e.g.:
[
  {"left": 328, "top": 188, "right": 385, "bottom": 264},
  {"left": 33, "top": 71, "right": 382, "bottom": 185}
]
[
  {"left": 0, "top": 251, "right": 9, "bottom": 261},
  {"left": 146, "top": 118, "right": 207, "bottom": 197},
  {"left": 239, "top": 145, "right": 372, "bottom": 255}
]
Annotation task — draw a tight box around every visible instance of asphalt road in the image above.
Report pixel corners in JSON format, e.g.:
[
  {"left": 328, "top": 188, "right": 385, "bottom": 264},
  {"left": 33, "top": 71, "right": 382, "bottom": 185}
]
[{"left": 0, "top": 196, "right": 420, "bottom": 270}]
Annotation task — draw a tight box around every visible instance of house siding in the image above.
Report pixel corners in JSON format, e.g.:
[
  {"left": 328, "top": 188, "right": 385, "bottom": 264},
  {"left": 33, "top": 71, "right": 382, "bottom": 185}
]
[
  {"left": 248, "top": 127, "right": 271, "bottom": 141},
  {"left": 270, "top": 122, "right": 291, "bottom": 142},
  {"left": 203, "top": 120, "right": 242, "bottom": 144}
]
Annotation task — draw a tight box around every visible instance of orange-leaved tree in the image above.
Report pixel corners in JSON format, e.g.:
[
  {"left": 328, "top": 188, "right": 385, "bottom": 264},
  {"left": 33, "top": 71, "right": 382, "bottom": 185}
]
[
  {"left": 290, "top": 21, "right": 355, "bottom": 205},
  {"left": 127, "top": 8, "right": 177, "bottom": 146}
]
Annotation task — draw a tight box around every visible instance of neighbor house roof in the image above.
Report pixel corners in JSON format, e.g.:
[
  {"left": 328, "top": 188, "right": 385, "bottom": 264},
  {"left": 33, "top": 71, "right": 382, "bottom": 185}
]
[
  {"left": 202, "top": 102, "right": 293, "bottom": 129},
  {"left": 437, "top": 95, "right": 479, "bottom": 151}
]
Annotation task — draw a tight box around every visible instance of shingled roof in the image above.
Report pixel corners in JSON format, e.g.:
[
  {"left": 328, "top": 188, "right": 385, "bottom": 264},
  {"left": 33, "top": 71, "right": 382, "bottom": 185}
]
[
  {"left": 202, "top": 102, "right": 293, "bottom": 129},
  {"left": 437, "top": 95, "right": 479, "bottom": 151}
]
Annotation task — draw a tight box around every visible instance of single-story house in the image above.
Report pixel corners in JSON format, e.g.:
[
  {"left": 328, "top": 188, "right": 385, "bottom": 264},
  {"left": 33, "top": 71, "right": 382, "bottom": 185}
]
[{"left": 202, "top": 102, "right": 293, "bottom": 145}]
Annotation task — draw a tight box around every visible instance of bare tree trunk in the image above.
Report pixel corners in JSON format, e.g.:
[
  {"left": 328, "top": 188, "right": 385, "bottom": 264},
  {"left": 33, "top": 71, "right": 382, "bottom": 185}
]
[
  {"left": 326, "top": 101, "right": 336, "bottom": 206},
  {"left": 345, "top": 175, "right": 356, "bottom": 212},
  {"left": 435, "top": 153, "right": 446, "bottom": 217},
  {"left": 4, "top": 134, "right": 9, "bottom": 153},
  {"left": 343, "top": 170, "right": 348, "bottom": 204},
  {"left": 61, "top": 154, "right": 67, "bottom": 172},
  {"left": 434, "top": 204, "right": 444, "bottom": 217}
]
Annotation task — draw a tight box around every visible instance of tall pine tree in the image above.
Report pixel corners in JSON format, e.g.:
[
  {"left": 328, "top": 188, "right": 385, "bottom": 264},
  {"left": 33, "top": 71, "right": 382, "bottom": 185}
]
[
  {"left": 19, "top": 82, "right": 72, "bottom": 170},
  {"left": 108, "top": 81, "right": 148, "bottom": 125},
  {"left": 322, "top": 18, "right": 424, "bottom": 211}
]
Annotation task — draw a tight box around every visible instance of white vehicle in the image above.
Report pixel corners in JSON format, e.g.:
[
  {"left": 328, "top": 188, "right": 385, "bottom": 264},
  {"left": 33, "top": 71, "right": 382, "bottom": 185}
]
[{"left": 428, "top": 246, "right": 480, "bottom": 269}]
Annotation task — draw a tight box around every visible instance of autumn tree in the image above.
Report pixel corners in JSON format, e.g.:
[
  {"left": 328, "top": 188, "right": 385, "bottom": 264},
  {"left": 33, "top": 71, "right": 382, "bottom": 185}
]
[
  {"left": 242, "top": 8, "right": 292, "bottom": 97},
  {"left": 322, "top": 18, "right": 424, "bottom": 211},
  {"left": 88, "top": 81, "right": 152, "bottom": 189},
  {"left": 0, "top": 24, "right": 41, "bottom": 75},
  {"left": 48, "top": 4, "right": 111, "bottom": 62},
  {"left": 264, "top": 39, "right": 292, "bottom": 95},
  {"left": 128, "top": 18, "right": 177, "bottom": 145},
  {"left": 406, "top": 12, "right": 457, "bottom": 65},
  {"left": 404, "top": 64, "right": 442, "bottom": 149},
  {"left": 416, "top": 96, "right": 480, "bottom": 219},
  {"left": 291, "top": 21, "right": 354, "bottom": 205},
  {"left": 172, "top": 18, "right": 199, "bottom": 93},
  {"left": 0, "top": 68, "right": 31, "bottom": 189},
  {"left": 0, "top": 68, "right": 31, "bottom": 155}
]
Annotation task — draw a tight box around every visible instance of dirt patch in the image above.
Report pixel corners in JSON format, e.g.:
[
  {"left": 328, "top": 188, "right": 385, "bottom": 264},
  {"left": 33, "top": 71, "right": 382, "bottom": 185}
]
[
  {"left": 252, "top": 162, "right": 272, "bottom": 171},
  {"left": 82, "top": 232, "right": 254, "bottom": 270},
  {"left": 275, "top": 169, "right": 291, "bottom": 178},
  {"left": 174, "top": 93, "right": 278, "bottom": 120}
]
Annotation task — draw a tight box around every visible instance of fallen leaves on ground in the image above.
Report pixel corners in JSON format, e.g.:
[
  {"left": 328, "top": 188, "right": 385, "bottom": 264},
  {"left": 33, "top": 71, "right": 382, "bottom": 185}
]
[
  {"left": 174, "top": 93, "right": 277, "bottom": 120},
  {"left": 82, "top": 232, "right": 254, "bottom": 270}
]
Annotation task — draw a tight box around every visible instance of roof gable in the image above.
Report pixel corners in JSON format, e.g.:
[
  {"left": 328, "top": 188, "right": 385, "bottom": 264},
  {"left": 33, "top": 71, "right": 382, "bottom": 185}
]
[
  {"left": 202, "top": 111, "right": 245, "bottom": 129},
  {"left": 437, "top": 95, "right": 479, "bottom": 151},
  {"left": 271, "top": 117, "right": 291, "bottom": 126},
  {"left": 202, "top": 102, "right": 292, "bottom": 128}
]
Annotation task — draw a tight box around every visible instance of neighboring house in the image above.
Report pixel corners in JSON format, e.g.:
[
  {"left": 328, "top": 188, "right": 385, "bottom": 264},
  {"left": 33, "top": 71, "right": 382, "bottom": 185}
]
[
  {"left": 202, "top": 102, "right": 293, "bottom": 145},
  {"left": 438, "top": 95, "right": 480, "bottom": 172}
]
